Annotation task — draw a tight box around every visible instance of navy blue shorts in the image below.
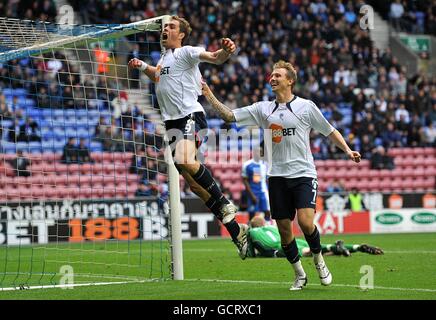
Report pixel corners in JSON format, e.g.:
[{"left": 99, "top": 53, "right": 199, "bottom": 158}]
[
  {"left": 164, "top": 112, "right": 208, "bottom": 154},
  {"left": 247, "top": 192, "right": 270, "bottom": 219},
  {"left": 268, "top": 176, "right": 318, "bottom": 220}
]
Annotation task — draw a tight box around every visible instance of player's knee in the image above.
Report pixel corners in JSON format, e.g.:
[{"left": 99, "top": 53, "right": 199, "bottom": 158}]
[
  {"left": 176, "top": 162, "right": 199, "bottom": 175},
  {"left": 298, "top": 221, "right": 314, "bottom": 235},
  {"left": 188, "top": 182, "right": 203, "bottom": 195}
]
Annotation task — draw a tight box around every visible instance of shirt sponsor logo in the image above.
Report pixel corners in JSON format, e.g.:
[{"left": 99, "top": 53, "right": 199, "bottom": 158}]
[
  {"left": 269, "top": 123, "right": 296, "bottom": 143},
  {"left": 160, "top": 66, "right": 170, "bottom": 75}
]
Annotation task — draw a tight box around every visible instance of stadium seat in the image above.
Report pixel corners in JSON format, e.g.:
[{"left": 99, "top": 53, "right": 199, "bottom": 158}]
[
  {"left": 52, "top": 163, "right": 69, "bottom": 175},
  {"left": 413, "top": 168, "right": 426, "bottom": 178},
  {"left": 412, "top": 148, "right": 426, "bottom": 156},
  {"left": 423, "top": 148, "right": 435, "bottom": 156},
  {"left": 399, "top": 167, "right": 414, "bottom": 178},
  {"left": 79, "top": 163, "right": 93, "bottom": 174},
  {"left": 368, "top": 170, "right": 381, "bottom": 180},
  {"left": 51, "top": 175, "right": 68, "bottom": 187},
  {"left": 424, "top": 158, "right": 436, "bottom": 167},
  {"left": 65, "top": 175, "right": 80, "bottom": 186}
]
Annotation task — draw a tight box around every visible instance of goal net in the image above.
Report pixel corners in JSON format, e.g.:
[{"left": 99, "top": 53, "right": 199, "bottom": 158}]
[{"left": 0, "top": 15, "right": 183, "bottom": 290}]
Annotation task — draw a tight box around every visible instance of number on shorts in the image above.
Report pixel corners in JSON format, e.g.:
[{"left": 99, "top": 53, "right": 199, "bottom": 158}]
[{"left": 311, "top": 179, "right": 318, "bottom": 204}]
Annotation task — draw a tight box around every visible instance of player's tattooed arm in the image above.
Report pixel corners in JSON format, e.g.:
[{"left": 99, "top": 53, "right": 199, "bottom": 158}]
[{"left": 202, "top": 81, "right": 236, "bottom": 122}]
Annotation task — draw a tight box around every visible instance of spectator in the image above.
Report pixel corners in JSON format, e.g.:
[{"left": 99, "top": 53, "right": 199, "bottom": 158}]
[
  {"left": 9, "top": 150, "right": 30, "bottom": 177},
  {"left": 8, "top": 96, "right": 20, "bottom": 113},
  {"left": 134, "top": 124, "right": 164, "bottom": 159},
  {"left": 0, "top": 100, "right": 14, "bottom": 120},
  {"left": 111, "top": 91, "right": 131, "bottom": 120},
  {"left": 370, "top": 146, "right": 395, "bottom": 170},
  {"left": 422, "top": 122, "right": 436, "bottom": 147},
  {"left": 95, "top": 125, "right": 123, "bottom": 152},
  {"left": 134, "top": 180, "right": 155, "bottom": 197},
  {"left": 346, "top": 188, "right": 367, "bottom": 212},
  {"left": 127, "top": 43, "right": 143, "bottom": 89},
  {"left": 17, "top": 117, "right": 41, "bottom": 142},
  {"left": 390, "top": 0, "right": 405, "bottom": 31},
  {"left": 94, "top": 115, "right": 110, "bottom": 137},
  {"left": 395, "top": 103, "right": 410, "bottom": 123},
  {"left": 7, "top": 118, "right": 20, "bottom": 142},
  {"left": 326, "top": 179, "right": 345, "bottom": 193},
  {"left": 130, "top": 145, "right": 147, "bottom": 174},
  {"left": 93, "top": 43, "right": 110, "bottom": 74},
  {"left": 381, "top": 122, "right": 402, "bottom": 148},
  {"left": 61, "top": 137, "right": 78, "bottom": 164},
  {"left": 76, "top": 138, "right": 93, "bottom": 163},
  {"left": 181, "top": 183, "right": 195, "bottom": 198}
]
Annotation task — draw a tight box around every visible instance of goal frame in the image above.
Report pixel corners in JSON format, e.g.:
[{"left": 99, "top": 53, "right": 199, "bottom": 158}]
[{"left": 0, "top": 14, "right": 184, "bottom": 284}]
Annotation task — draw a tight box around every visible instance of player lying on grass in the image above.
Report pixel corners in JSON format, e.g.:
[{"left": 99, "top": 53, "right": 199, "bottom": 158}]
[{"left": 247, "top": 216, "right": 384, "bottom": 258}]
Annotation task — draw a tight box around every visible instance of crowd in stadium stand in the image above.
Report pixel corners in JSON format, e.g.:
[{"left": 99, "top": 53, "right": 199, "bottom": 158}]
[
  {"left": 0, "top": 0, "right": 57, "bottom": 22},
  {"left": 369, "top": 0, "right": 436, "bottom": 35},
  {"left": 1, "top": 0, "right": 435, "bottom": 190},
  {"left": 71, "top": 1, "right": 435, "bottom": 158}
]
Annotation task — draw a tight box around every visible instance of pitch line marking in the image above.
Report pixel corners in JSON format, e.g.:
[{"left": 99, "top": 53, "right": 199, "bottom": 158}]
[
  {"left": 184, "top": 278, "right": 436, "bottom": 293},
  {"left": 0, "top": 280, "right": 149, "bottom": 292},
  {"left": 183, "top": 249, "right": 436, "bottom": 254}
]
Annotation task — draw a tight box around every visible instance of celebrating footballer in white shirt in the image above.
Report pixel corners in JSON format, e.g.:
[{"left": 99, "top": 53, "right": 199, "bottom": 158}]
[
  {"left": 202, "top": 60, "right": 361, "bottom": 291},
  {"left": 128, "top": 16, "right": 249, "bottom": 258}
]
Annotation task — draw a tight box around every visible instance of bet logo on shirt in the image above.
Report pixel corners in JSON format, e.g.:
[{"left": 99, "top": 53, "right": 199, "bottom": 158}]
[
  {"left": 269, "top": 123, "right": 297, "bottom": 143},
  {"left": 160, "top": 66, "right": 170, "bottom": 75}
]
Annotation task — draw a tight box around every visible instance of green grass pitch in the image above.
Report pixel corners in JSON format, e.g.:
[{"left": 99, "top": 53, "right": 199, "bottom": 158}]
[{"left": 0, "top": 233, "right": 435, "bottom": 300}]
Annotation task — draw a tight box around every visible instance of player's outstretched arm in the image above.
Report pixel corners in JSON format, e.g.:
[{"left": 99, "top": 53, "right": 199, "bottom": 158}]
[
  {"left": 202, "top": 81, "right": 236, "bottom": 122},
  {"left": 199, "top": 38, "right": 236, "bottom": 65},
  {"left": 327, "top": 129, "right": 361, "bottom": 163},
  {"left": 128, "top": 58, "right": 159, "bottom": 82}
]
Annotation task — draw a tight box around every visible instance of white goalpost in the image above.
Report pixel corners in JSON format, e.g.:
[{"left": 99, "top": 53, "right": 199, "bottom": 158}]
[{"left": 0, "top": 14, "right": 184, "bottom": 290}]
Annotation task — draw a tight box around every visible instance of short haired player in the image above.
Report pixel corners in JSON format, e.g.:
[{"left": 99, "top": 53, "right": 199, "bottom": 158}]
[
  {"left": 202, "top": 60, "right": 361, "bottom": 290},
  {"left": 128, "top": 16, "right": 248, "bottom": 256}
]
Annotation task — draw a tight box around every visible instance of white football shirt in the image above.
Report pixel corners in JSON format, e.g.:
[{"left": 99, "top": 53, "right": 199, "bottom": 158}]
[
  {"left": 233, "top": 96, "right": 335, "bottom": 179},
  {"left": 155, "top": 46, "right": 206, "bottom": 121}
]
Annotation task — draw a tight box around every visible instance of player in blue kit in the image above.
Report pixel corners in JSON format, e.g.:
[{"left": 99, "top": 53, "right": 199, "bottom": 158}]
[{"left": 241, "top": 144, "right": 271, "bottom": 221}]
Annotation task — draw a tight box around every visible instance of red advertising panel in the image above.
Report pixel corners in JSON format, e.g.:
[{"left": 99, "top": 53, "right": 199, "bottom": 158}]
[{"left": 220, "top": 211, "right": 370, "bottom": 237}]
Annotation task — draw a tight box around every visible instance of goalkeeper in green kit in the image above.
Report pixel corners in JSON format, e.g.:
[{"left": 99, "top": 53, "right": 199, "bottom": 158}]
[{"left": 247, "top": 216, "right": 383, "bottom": 258}]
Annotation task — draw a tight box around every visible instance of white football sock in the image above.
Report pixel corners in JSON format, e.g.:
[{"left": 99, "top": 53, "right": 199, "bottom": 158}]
[
  {"left": 292, "top": 260, "right": 306, "bottom": 277},
  {"left": 313, "top": 252, "right": 324, "bottom": 265}
]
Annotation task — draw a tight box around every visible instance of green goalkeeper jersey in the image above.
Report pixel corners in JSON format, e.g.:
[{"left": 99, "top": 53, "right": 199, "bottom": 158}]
[{"left": 247, "top": 226, "right": 309, "bottom": 257}]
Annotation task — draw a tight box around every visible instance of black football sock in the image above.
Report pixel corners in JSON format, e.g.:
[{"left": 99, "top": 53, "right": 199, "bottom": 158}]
[
  {"left": 226, "top": 220, "right": 241, "bottom": 242},
  {"left": 281, "top": 239, "right": 300, "bottom": 264},
  {"left": 205, "top": 197, "right": 239, "bottom": 240},
  {"left": 304, "top": 226, "right": 322, "bottom": 254},
  {"left": 205, "top": 197, "right": 223, "bottom": 221},
  {"left": 192, "top": 164, "right": 229, "bottom": 205}
]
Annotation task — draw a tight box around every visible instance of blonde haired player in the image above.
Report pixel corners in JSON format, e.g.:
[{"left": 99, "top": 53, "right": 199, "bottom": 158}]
[
  {"left": 202, "top": 60, "right": 361, "bottom": 290},
  {"left": 128, "top": 16, "right": 249, "bottom": 257}
]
